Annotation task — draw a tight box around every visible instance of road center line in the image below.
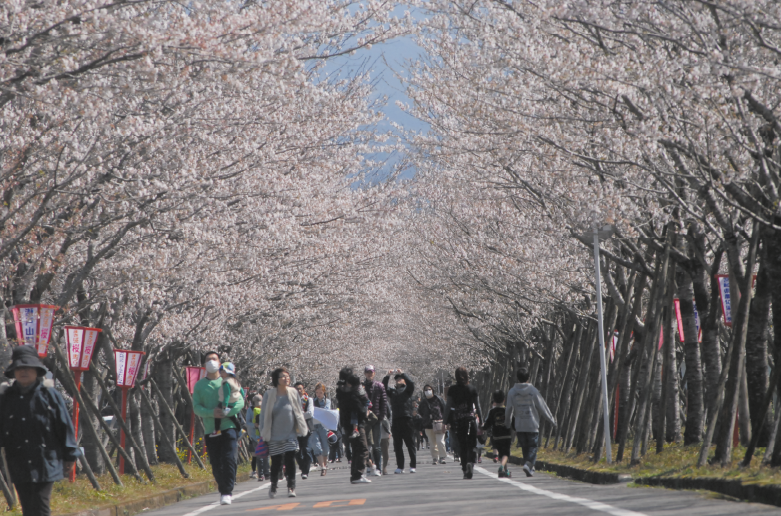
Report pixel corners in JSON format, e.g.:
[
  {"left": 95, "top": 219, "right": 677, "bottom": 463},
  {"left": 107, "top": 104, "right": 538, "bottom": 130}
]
[
  {"left": 182, "top": 482, "right": 271, "bottom": 516},
  {"left": 474, "top": 466, "right": 647, "bottom": 516}
]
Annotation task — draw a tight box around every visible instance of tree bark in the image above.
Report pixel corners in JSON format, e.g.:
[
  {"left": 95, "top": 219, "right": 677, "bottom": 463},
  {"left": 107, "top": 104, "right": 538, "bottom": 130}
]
[
  {"left": 564, "top": 322, "right": 596, "bottom": 452},
  {"left": 746, "top": 244, "right": 772, "bottom": 447},
  {"left": 713, "top": 222, "right": 760, "bottom": 465},
  {"left": 154, "top": 356, "right": 178, "bottom": 463},
  {"left": 677, "top": 267, "right": 704, "bottom": 444}
]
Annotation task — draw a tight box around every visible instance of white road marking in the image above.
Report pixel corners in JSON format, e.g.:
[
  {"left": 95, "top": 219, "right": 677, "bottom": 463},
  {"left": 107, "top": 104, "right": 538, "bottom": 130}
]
[
  {"left": 181, "top": 482, "right": 271, "bottom": 516},
  {"left": 474, "top": 466, "right": 647, "bottom": 516}
]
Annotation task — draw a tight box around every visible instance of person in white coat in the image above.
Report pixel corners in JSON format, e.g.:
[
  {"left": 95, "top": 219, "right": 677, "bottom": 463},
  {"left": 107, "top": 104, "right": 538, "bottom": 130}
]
[{"left": 259, "top": 367, "right": 308, "bottom": 498}]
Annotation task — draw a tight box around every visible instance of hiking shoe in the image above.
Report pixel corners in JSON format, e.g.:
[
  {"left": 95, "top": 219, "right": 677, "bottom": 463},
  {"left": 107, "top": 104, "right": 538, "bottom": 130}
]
[
  {"left": 523, "top": 464, "right": 533, "bottom": 477},
  {"left": 268, "top": 485, "right": 277, "bottom": 499},
  {"left": 394, "top": 468, "right": 404, "bottom": 474},
  {"left": 351, "top": 476, "right": 371, "bottom": 484}
]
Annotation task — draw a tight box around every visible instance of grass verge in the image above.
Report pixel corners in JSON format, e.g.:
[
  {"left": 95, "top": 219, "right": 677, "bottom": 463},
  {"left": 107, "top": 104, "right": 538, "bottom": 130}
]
[
  {"left": 3, "top": 462, "right": 251, "bottom": 515},
  {"left": 531, "top": 441, "right": 781, "bottom": 486}
]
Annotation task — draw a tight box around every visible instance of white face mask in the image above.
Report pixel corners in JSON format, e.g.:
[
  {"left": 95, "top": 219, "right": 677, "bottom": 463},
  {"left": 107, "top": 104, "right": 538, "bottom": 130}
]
[
  {"left": 424, "top": 390, "right": 433, "bottom": 398},
  {"left": 205, "top": 360, "right": 220, "bottom": 374}
]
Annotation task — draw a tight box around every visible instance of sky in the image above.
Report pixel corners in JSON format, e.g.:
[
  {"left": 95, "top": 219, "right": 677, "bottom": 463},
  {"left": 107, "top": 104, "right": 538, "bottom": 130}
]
[{"left": 318, "top": 5, "right": 430, "bottom": 182}]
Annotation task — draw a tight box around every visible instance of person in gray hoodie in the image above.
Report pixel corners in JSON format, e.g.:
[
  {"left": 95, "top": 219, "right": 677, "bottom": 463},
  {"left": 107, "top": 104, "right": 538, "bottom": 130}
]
[{"left": 505, "top": 367, "right": 556, "bottom": 477}]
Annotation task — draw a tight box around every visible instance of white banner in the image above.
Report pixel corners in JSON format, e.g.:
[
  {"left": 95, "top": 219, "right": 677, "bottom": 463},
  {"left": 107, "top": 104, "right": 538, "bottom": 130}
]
[{"left": 313, "top": 407, "right": 340, "bottom": 431}]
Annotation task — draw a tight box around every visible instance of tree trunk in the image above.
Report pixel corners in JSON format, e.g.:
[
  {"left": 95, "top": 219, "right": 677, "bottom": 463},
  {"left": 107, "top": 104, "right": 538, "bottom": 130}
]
[
  {"left": 678, "top": 267, "right": 704, "bottom": 444},
  {"left": 701, "top": 249, "right": 724, "bottom": 425},
  {"left": 129, "top": 391, "right": 148, "bottom": 470},
  {"left": 564, "top": 322, "right": 596, "bottom": 452},
  {"left": 141, "top": 390, "right": 159, "bottom": 465},
  {"left": 79, "top": 369, "right": 105, "bottom": 475},
  {"left": 631, "top": 232, "right": 671, "bottom": 464},
  {"left": 714, "top": 223, "right": 760, "bottom": 465},
  {"left": 154, "top": 356, "right": 178, "bottom": 463},
  {"left": 746, "top": 245, "right": 772, "bottom": 447},
  {"left": 767, "top": 225, "right": 781, "bottom": 466}
]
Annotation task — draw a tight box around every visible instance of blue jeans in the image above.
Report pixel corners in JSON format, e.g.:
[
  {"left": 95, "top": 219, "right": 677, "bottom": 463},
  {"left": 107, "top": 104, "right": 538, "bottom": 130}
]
[
  {"left": 517, "top": 432, "right": 539, "bottom": 470},
  {"left": 205, "top": 428, "right": 238, "bottom": 495},
  {"left": 309, "top": 425, "right": 329, "bottom": 458}
]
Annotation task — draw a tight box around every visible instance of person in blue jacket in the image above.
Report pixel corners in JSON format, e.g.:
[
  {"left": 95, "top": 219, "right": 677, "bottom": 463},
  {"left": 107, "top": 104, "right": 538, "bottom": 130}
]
[{"left": 0, "top": 345, "right": 80, "bottom": 516}]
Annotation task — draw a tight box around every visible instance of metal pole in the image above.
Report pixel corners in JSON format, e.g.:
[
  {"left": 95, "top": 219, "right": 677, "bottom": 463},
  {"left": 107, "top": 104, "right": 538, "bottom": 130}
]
[
  {"left": 593, "top": 230, "right": 613, "bottom": 464},
  {"left": 71, "top": 371, "right": 81, "bottom": 482},
  {"left": 119, "top": 388, "right": 128, "bottom": 474}
]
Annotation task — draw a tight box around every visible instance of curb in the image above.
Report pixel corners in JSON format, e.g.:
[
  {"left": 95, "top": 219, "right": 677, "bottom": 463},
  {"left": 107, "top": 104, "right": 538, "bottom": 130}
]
[
  {"left": 634, "top": 477, "right": 781, "bottom": 508},
  {"left": 487, "top": 452, "right": 781, "bottom": 509},
  {"left": 61, "top": 471, "right": 251, "bottom": 516},
  {"left": 485, "top": 452, "right": 630, "bottom": 484}
]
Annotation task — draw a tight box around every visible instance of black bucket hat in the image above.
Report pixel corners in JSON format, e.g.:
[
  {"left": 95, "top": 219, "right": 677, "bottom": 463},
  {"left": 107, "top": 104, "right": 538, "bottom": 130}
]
[{"left": 5, "top": 345, "right": 47, "bottom": 378}]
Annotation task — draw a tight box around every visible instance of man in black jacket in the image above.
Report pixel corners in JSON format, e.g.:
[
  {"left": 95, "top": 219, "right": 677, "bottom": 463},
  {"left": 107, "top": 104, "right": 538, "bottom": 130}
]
[
  {"left": 0, "top": 346, "right": 80, "bottom": 516},
  {"left": 382, "top": 369, "right": 416, "bottom": 473}
]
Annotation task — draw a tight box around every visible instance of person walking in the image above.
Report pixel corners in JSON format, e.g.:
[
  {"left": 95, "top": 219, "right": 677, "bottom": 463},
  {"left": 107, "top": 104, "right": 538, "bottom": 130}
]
[
  {"left": 310, "top": 383, "right": 331, "bottom": 476},
  {"left": 444, "top": 367, "right": 482, "bottom": 479},
  {"left": 484, "top": 390, "right": 513, "bottom": 477},
  {"left": 335, "top": 368, "right": 371, "bottom": 484},
  {"left": 0, "top": 346, "right": 80, "bottom": 516},
  {"left": 363, "top": 365, "right": 388, "bottom": 476},
  {"left": 382, "top": 369, "right": 416, "bottom": 473},
  {"left": 506, "top": 367, "right": 556, "bottom": 477},
  {"left": 259, "top": 367, "right": 308, "bottom": 498},
  {"left": 380, "top": 405, "right": 392, "bottom": 475},
  {"left": 246, "top": 393, "right": 260, "bottom": 479},
  {"left": 419, "top": 384, "right": 447, "bottom": 464},
  {"left": 293, "top": 382, "right": 314, "bottom": 480},
  {"left": 193, "top": 351, "right": 245, "bottom": 505}
]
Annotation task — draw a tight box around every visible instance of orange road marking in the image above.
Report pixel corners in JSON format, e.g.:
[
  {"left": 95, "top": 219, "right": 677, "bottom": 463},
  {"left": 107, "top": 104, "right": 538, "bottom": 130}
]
[
  {"left": 312, "top": 499, "right": 366, "bottom": 508},
  {"left": 247, "top": 503, "right": 301, "bottom": 511}
]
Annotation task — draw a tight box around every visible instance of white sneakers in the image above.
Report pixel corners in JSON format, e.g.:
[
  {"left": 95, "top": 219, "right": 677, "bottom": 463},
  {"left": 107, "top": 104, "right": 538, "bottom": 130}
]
[
  {"left": 219, "top": 495, "right": 231, "bottom": 505},
  {"left": 370, "top": 465, "right": 382, "bottom": 476},
  {"left": 409, "top": 468, "right": 416, "bottom": 473},
  {"left": 351, "top": 476, "right": 372, "bottom": 484},
  {"left": 394, "top": 468, "right": 404, "bottom": 474},
  {"left": 523, "top": 464, "right": 534, "bottom": 477}
]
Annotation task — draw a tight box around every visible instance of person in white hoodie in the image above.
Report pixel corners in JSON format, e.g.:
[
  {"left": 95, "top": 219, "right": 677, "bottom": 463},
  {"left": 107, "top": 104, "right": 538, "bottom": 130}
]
[{"left": 505, "top": 367, "right": 556, "bottom": 477}]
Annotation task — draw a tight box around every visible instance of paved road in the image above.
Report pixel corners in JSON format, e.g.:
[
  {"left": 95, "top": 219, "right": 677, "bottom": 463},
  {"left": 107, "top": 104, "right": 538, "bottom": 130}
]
[{"left": 147, "top": 459, "right": 781, "bottom": 516}]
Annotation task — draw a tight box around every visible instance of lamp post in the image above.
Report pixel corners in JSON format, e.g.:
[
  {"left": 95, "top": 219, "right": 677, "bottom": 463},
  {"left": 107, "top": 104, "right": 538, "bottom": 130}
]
[
  {"left": 114, "top": 349, "right": 145, "bottom": 474},
  {"left": 64, "top": 326, "right": 101, "bottom": 481},
  {"left": 185, "top": 366, "right": 206, "bottom": 463},
  {"left": 10, "top": 304, "right": 59, "bottom": 357},
  {"left": 591, "top": 224, "right": 614, "bottom": 464}
]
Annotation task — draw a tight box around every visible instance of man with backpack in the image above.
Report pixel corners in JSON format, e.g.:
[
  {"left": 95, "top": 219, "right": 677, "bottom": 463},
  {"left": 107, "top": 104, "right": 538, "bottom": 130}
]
[
  {"left": 505, "top": 367, "right": 556, "bottom": 477},
  {"left": 0, "top": 345, "right": 80, "bottom": 516}
]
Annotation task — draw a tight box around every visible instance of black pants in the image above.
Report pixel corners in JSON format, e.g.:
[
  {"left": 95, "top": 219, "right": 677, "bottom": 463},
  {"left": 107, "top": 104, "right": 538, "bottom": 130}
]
[
  {"left": 15, "top": 482, "right": 53, "bottom": 516},
  {"left": 349, "top": 427, "right": 368, "bottom": 481},
  {"left": 205, "top": 427, "right": 238, "bottom": 495},
  {"left": 270, "top": 450, "right": 296, "bottom": 488},
  {"left": 455, "top": 418, "right": 477, "bottom": 471},
  {"left": 296, "top": 434, "right": 311, "bottom": 476},
  {"left": 391, "top": 417, "right": 417, "bottom": 469}
]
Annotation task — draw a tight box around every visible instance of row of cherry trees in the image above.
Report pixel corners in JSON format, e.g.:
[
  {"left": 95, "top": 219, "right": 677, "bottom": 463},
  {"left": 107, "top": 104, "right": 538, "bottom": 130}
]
[{"left": 400, "top": 0, "right": 781, "bottom": 466}]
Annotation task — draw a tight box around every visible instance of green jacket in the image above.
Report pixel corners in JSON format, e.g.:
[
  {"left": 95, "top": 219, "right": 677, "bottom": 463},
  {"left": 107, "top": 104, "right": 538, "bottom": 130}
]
[{"left": 193, "top": 376, "right": 245, "bottom": 434}]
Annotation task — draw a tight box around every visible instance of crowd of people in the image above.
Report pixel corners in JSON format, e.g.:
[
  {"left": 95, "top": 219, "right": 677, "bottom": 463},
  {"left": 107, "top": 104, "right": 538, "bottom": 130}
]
[
  {"left": 0, "top": 344, "right": 558, "bottom": 515},
  {"left": 192, "top": 352, "right": 557, "bottom": 505}
]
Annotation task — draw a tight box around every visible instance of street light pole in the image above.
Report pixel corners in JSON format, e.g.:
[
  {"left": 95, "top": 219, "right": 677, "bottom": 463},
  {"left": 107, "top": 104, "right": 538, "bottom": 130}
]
[{"left": 593, "top": 227, "right": 613, "bottom": 464}]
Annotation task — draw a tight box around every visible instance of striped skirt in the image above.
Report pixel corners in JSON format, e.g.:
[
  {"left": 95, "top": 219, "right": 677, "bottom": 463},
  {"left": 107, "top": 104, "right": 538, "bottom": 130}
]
[{"left": 268, "top": 438, "right": 299, "bottom": 457}]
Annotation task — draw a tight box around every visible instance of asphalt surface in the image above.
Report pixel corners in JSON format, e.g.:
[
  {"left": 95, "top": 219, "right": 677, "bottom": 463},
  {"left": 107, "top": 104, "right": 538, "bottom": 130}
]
[{"left": 145, "top": 457, "right": 781, "bottom": 516}]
